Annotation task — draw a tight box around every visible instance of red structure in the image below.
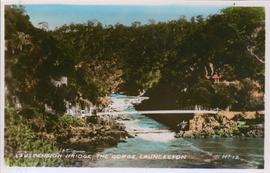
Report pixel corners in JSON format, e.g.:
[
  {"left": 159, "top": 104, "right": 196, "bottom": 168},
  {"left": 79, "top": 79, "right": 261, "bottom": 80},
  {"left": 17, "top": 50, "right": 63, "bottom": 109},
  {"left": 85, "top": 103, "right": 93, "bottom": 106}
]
[{"left": 210, "top": 73, "right": 223, "bottom": 83}]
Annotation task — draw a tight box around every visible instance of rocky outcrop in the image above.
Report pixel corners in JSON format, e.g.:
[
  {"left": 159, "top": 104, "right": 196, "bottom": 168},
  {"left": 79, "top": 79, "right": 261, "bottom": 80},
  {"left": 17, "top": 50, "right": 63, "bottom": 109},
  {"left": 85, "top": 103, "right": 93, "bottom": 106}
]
[
  {"left": 56, "top": 116, "right": 130, "bottom": 151},
  {"left": 175, "top": 112, "right": 264, "bottom": 138}
]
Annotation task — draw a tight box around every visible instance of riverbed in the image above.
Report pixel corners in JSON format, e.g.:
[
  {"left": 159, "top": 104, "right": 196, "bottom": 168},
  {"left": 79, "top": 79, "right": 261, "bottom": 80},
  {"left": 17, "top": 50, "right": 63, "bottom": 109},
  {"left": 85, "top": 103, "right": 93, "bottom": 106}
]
[{"left": 86, "top": 94, "right": 264, "bottom": 168}]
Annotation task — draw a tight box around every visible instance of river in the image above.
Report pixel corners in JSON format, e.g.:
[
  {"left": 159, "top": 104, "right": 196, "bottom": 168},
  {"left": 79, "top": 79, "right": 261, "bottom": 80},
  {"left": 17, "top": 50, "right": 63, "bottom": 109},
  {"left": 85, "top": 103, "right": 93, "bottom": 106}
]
[{"left": 87, "top": 93, "right": 264, "bottom": 168}]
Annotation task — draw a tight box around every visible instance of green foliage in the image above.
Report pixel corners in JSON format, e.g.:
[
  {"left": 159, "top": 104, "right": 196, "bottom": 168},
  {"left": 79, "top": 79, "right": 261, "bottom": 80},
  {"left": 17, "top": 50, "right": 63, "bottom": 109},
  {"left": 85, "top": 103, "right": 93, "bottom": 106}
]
[
  {"left": 4, "top": 107, "right": 87, "bottom": 166},
  {"left": 161, "top": 7, "right": 264, "bottom": 110},
  {"left": 4, "top": 5, "right": 33, "bottom": 39},
  {"left": 4, "top": 107, "right": 63, "bottom": 166},
  {"left": 5, "top": 5, "right": 123, "bottom": 115},
  {"left": 58, "top": 114, "right": 84, "bottom": 128},
  {"left": 5, "top": 5, "right": 264, "bottom": 113}
]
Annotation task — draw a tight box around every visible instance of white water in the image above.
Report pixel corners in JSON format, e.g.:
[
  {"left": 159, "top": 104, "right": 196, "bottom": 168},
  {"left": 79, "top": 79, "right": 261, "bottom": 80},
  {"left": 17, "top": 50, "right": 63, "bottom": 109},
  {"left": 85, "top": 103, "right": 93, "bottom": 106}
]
[{"left": 109, "top": 94, "right": 176, "bottom": 142}]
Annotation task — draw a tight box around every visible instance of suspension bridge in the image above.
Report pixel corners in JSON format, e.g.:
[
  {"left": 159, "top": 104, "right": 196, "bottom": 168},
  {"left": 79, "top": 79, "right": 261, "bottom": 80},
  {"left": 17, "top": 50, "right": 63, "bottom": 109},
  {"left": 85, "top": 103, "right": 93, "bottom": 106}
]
[
  {"left": 96, "top": 109, "right": 219, "bottom": 116},
  {"left": 80, "top": 105, "right": 220, "bottom": 117}
]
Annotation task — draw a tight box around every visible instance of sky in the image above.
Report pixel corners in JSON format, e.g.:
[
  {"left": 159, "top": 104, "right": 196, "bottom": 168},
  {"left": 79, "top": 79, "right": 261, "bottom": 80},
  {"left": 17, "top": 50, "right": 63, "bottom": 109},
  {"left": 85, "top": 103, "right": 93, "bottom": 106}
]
[{"left": 24, "top": 5, "right": 229, "bottom": 30}]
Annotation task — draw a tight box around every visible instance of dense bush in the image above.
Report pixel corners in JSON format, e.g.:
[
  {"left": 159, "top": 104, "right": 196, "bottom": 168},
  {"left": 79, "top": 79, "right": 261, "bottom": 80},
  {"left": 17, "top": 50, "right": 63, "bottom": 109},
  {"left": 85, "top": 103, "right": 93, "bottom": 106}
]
[{"left": 4, "top": 107, "right": 63, "bottom": 166}]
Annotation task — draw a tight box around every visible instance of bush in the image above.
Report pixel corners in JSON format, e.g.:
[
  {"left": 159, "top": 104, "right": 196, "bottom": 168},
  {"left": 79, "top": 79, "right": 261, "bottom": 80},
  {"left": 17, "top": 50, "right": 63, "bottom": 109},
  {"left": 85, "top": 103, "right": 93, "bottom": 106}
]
[
  {"left": 58, "top": 114, "right": 84, "bottom": 128},
  {"left": 4, "top": 107, "right": 64, "bottom": 166}
]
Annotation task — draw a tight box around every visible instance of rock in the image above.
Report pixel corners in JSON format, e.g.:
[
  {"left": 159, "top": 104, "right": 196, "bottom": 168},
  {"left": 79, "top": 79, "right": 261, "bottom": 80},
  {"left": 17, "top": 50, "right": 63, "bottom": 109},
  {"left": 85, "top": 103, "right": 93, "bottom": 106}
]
[
  {"left": 232, "top": 113, "right": 245, "bottom": 121},
  {"left": 104, "top": 125, "right": 111, "bottom": 131},
  {"left": 119, "top": 139, "right": 127, "bottom": 143},
  {"left": 100, "top": 128, "right": 106, "bottom": 133},
  {"left": 127, "top": 133, "right": 135, "bottom": 138},
  {"left": 175, "top": 131, "right": 185, "bottom": 138},
  {"left": 176, "top": 121, "right": 188, "bottom": 131},
  {"left": 183, "top": 130, "right": 194, "bottom": 138},
  {"left": 56, "top": 113, "right": 130, "bottom": 151},
  {"left": 202, "top": 126, "right": 215, "bottom": 135},
  {"left": 85, "top": 116, "right": 99, "bottom": 124},
  {"left": 175, "top": 113, "right": 264, "bottom": 138},
  {"left": 189, "top": 116, "right": 204, "bottom": 132},
  {"left": 246, "top": 124, "right": 264, "bottom": 137}
]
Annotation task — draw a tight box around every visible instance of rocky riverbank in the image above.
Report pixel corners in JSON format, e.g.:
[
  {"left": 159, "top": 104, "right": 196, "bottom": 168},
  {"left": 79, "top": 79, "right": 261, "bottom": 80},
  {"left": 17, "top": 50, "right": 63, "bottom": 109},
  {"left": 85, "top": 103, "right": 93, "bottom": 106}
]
[
  {"left": 56, "top": 115, "right": 131, "bottom": 152},
  {"left": 175, "top": 111, "right": 264, "bottom": 138}
]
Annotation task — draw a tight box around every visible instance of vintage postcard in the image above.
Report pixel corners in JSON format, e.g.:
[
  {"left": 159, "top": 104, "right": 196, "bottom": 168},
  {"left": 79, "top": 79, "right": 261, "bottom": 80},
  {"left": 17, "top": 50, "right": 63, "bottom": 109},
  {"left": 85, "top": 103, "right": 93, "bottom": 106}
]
[{"left": 0, "top": 0, "right": 269, "bottom": 173}]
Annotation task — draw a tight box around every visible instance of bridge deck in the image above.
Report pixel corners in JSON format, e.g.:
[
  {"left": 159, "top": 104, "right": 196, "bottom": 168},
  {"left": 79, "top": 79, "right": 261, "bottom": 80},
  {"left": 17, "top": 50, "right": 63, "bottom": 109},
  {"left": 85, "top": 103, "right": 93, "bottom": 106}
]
[{"left": 96, "top": 110, "right": 218, "bottom": 116}]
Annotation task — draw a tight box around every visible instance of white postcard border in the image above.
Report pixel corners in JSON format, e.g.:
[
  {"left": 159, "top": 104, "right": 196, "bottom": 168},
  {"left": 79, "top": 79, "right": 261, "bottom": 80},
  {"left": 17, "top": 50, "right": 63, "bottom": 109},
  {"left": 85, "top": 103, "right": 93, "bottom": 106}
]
[{"left": 0, "top": 1, "right": 269, "bottom": 173}]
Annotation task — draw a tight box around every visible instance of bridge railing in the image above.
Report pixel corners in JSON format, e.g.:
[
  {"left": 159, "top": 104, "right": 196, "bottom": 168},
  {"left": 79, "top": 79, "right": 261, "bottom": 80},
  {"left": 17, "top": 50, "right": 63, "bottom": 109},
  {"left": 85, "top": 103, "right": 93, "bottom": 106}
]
[
  {"left": 78, "top": 105, "right": 220, "bottom": 117},
  {"left": 177, "top": 105, "right": 219, "bottom": 111}
]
